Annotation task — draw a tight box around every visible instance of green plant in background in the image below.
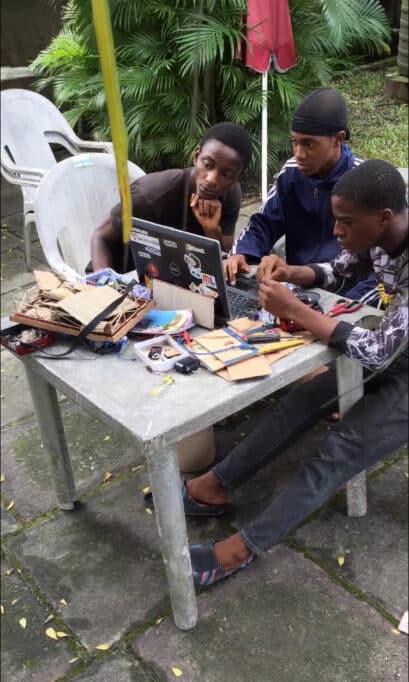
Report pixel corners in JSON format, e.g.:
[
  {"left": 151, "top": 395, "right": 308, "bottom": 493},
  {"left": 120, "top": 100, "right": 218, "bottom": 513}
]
[{"left": 33, "top": 0, "right": 391, "bottom": 178}]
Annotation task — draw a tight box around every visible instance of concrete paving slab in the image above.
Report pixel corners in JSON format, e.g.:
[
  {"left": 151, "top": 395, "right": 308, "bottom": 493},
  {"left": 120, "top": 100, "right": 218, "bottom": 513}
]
[
  {"left": 1, "top": 349, "right": 40, "bottom": 425},
  {"left": 71, "top": 654, "right": 151, "bottom": 681},
  {"left": 133, "top": 545, "right": 408, "bottom": 682},
  {"left": 1, "top": 506, "right": 20, "bottom": 535},
  {"left": 0, "top": 191, "right": 23, "bottom": 220},
  {"left": 0, "top": 227, "right": 25, "bottom": 253},
  {"left": 1, "top": 285, "right": 35, "bottom": 316},
  {"left": 1, "top": 215, "right": 40, "bottom": 245},
  {"left": 1, "top": 403, "right": 144, "bottom": 518},
  {"left": 1, "top": 257, "right": 45, "bottom": 294},
  {"left": 5, "top": 474, "right": 172, "bottom": 651},
  {"left": 0, "top": 557, "right": 73, "bottom": 682},
  {"left": 294, "top": 457, "right": 409, "bottom": 620}
]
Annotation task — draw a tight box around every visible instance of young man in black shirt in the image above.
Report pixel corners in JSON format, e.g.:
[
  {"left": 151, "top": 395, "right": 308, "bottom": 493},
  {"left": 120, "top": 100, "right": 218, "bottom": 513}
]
[{"left": 90, "top": 122, "right": 252, "bottom": 272}]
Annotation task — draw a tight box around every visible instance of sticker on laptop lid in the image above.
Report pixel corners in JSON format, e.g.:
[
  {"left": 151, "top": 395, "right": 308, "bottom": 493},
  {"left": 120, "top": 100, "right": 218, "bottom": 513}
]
[
  {"left": 184, "top": 253, "right": 202, "bottom": 280},
  {"left": 131, "top": 230, "right": 161, "bottom": 252},
  {"left": 201, "top": 273, "right": 217, "bottom": 288}
]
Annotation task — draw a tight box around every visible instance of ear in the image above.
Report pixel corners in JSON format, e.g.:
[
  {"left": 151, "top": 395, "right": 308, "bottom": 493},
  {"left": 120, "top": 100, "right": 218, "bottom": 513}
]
[
  {"left": 192, "top": 145, "right": 201, "bottom": 165},
  {"left": 335, "top": 131, "right": 345, "bottom": 145},
  {"left": 380, "top": 208, "right": 393, "bottom": 225}
]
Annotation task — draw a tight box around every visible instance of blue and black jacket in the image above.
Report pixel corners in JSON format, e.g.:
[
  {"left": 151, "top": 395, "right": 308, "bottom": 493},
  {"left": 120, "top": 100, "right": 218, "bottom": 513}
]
[
  {"left": 232, "top": 144, "right": 363, "bottom": 265},
  {"left": 232, "top": 145, "right": 378, "bottom": 301}
]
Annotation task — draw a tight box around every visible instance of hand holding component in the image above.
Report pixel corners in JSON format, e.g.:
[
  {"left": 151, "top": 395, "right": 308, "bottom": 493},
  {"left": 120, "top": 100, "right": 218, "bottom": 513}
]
[{"left": 256, "top": 255, "right": 291, "bottom": 283}]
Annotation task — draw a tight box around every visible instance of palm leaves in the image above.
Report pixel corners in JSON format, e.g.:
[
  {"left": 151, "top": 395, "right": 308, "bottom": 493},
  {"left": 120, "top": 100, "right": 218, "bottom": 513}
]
[{"left": 32, "top": 0, "right": 391, "bottom": 177}]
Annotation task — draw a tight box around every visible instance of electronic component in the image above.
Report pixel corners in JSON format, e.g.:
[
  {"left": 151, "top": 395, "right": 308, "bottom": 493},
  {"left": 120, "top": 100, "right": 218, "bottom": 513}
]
[{"left": 174, "top": 357, "right": 201, "bottom": 374}]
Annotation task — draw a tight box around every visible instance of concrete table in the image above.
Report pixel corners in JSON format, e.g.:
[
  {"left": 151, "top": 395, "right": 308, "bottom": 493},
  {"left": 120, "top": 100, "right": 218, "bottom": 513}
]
[{"left": 2, "top": 290, "right": 382, "bottom": 630}]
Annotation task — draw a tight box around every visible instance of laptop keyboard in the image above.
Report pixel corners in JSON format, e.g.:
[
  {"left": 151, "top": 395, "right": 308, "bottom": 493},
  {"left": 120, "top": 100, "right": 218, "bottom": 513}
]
[{"left": 228, "top": 290, "right": 259, "bottom": 318}]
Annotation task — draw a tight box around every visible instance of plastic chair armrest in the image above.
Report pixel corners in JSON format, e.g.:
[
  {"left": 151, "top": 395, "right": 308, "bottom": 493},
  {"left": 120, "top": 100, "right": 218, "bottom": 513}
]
[{"left": 74, "top": 139, "right": 114, "bottom": 154}]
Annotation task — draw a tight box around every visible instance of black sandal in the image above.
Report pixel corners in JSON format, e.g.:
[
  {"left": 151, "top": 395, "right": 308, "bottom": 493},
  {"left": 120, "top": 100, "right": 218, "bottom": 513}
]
[{"left": 144, "top": 481, "right": 228, "bottom": 517}]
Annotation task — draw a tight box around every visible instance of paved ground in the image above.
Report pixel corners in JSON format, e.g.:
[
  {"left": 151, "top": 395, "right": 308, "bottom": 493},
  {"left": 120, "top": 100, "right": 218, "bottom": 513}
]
[{"left": 1, "top": 180, "right": 408, "bottom": 681}]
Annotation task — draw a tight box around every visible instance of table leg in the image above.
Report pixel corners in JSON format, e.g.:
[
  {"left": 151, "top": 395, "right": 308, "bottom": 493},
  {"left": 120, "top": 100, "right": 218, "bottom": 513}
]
[
  {"left": 146, "top": 443, "right": 197, "bottom": 630},
  {"left": 24, "top": 364, "right": 77, "bottom": 510},
  {"left": 335, "top": 355, "right": 367, "bottom": 518}
]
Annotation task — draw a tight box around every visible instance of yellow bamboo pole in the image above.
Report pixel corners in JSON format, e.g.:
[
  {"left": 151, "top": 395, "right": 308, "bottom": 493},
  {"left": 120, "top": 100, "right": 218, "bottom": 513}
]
[{"left": 91, "top": 0, "right": 132, "bottom": 270}]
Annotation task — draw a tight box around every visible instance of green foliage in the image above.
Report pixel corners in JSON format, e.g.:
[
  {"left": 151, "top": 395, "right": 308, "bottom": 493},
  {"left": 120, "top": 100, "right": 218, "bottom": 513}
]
[
  {"left": 33, "top": 0, "right": 391, "bottom": 178},
  {"left": 336, "top": 69, "right": 408, "bottom": 167}
]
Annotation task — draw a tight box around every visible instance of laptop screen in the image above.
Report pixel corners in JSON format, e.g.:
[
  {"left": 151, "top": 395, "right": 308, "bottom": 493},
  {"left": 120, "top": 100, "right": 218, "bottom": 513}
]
[{"left": 129, "top": 218, "right": 231, "bottom": 320}]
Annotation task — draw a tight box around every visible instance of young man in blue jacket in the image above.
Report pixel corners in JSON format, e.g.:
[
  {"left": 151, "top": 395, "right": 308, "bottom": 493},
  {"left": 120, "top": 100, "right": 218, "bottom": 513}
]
[{"left": 225, "top": 88, "right": 377, "bottom": 303}]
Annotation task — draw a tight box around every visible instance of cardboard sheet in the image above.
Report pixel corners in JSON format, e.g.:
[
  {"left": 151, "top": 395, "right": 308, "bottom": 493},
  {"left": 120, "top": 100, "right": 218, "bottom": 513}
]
[
  {"left": 153, "top": 279, "right": 215, "bottom": 329},
  {"left": 191, "top": 328, "right": 257, "bottom": 372},
  {"left": 33, "top": 270, "right": 63, "bottom": 291},
  {"left": 54, "top": 286, "right": 123, "bottom": 325},
  {"left": 226, "top": 355, "right": 271, "bottom": 380}
]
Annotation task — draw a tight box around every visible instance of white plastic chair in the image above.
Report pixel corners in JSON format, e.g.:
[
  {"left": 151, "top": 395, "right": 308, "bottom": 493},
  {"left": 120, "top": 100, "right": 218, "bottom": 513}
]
[
  {"left": 33, "top": 153, "right": 145, "bottom": 281},
  {"left": 0, "top": 89, "right": 114, "bottom": 270}
]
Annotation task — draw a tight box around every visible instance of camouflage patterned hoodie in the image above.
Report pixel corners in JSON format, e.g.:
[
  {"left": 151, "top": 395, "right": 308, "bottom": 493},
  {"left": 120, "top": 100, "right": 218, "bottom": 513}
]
[{"left": 311, "top": 246, "right": 408, "bottom": 371}]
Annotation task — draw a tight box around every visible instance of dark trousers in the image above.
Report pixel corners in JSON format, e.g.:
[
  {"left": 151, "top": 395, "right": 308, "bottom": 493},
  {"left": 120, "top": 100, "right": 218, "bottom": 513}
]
[{"left": 213, "top": 351, "right": 408, "bottom": 555}]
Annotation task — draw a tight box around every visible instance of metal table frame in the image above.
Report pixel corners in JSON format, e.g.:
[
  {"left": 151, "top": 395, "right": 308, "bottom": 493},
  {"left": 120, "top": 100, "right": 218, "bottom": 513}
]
[{"left": 5, "top": 291, "right": 381, "bottom": 629}]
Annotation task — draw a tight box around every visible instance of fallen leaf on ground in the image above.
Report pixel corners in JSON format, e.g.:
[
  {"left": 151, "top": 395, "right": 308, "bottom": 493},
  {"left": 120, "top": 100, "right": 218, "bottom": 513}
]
[
  {"left": 0, "top": 473, "right": 5, "bottom": 482},
  {"left": 142, "top": 486, "right": 151, "bottom": 495},
  {"left": 103, "top": 435, "right": 110, "bottom": 442},
  {"left": 398, "top": 611, "right": 408, "bottom": 634},
  {"left": 19, "top": 618, "right": 27, "bottom": 629},
  {"left": 6, "top": 500, "right": 14, "bottom": 511},
  {"left": 59, "top": 599, "right": 68, "bottom": 606},
  {"left": 0, "top": 605, "right": 4, "bottom": 615},
  {"left": 172, "top": 667, "right": 183, "bottom": 677},
  {"left": 145, "top": 508, "right": 153, "bottom": 516},
  {"left": 5, "top": 568, "right": 14, "bottom": 576},
  {"left": 56, "top": 631, "right": 70, "bottom": 638},
  {"left": 45, "top": 627, "right": 58, "bottom": 640},
  {"left": 69, "top": 658, "right": 79, "bottom": 664},
  {"left": 337, "top": 556, "right": 345, "bottom": 567},
  {"left": 156, "top": 617, "right": 163, "bottom": 625},
  {"left": 404, "top": 472, "right": 409, "bottom": 479},
  {"left": 95, "top": 643, "right": 110, "bottom": 651},
  {"left": 103, "top": 472, "right": 113, "bottom": 482},
  {"left": 392, "top": 628, "right": 401, "bottom": 635},
  {"left": 44, "top": 614, "right": 55, "bottom": 624},
  {"left": 11, "top": 599, "right": 18, "bottom": 606}
]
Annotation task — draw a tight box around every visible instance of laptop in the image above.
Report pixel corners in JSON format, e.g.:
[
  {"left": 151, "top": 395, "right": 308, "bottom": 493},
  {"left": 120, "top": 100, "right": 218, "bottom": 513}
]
[{"left": 129, "top": 218, "right": 259, "bottom": 322}]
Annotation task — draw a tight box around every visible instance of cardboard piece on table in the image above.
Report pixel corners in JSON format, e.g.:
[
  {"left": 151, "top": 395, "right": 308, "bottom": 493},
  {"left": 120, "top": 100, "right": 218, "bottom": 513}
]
[
  {"left": 192, "top": 327, "right": 257, "bottom": 372},
  {"left": 33, "top": 270, "right": 63, "bottom": 291},
  {"left": 153, "top": 279, "right": 215, "bottom": 329},
  {"left": 57, "top": 286, "right": 122, "bottom": 325},
  {"left": 226, "top": 355, "right": 271, "bottom": 381},
  {"left": 217, "top": 332, "right": 316, "bottom": 382},
  {"left": 227, "top": 317, "right": 263, "bottom": 334}
]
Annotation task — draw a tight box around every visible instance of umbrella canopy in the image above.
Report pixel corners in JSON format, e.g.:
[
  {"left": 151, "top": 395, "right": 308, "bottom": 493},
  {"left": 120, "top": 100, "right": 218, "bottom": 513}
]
[{"left": 244, "top": 0, "right": 297, "bottom": 201}]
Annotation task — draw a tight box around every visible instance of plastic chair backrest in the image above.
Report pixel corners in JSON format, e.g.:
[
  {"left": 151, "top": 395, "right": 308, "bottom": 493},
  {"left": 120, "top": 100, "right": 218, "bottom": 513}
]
[
  {"left": 34, "top": 153, "right": 145, "bottom": 280},
  {"left": 0, "top": 89, "right": 81, "bottom": 173}
]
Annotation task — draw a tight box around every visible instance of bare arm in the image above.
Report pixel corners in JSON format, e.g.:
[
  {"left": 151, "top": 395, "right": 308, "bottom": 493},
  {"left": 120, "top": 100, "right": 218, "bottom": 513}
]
[
  {"left": 256, "top": 255, "right": 318, "bottom": 288},
  {"left": 90, "top": 216, "right": 121, "bottom": 271},
  {"left": 258, "top": 278, "right": 338, "bottom": 344}
]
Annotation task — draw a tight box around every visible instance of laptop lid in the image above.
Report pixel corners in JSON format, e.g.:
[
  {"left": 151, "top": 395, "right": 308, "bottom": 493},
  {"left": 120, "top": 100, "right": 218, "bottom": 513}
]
[{"left": 129, "top": 218, "right": 232, "bottom": 320}]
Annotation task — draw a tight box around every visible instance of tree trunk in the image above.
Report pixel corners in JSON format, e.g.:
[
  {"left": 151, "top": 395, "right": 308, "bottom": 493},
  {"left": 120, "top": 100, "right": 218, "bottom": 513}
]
[{"left": 397, "top": 0, "right": 408, "bottom": 76}]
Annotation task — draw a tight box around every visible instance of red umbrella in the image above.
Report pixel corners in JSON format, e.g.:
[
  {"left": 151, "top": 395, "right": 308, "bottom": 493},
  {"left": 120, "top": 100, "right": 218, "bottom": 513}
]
[{"left": 243, "top": 0, "right": 297, "bottom": 200}]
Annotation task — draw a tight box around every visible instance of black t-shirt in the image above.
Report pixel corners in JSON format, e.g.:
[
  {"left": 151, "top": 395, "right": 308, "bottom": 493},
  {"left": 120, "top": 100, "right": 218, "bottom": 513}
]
[{"left": 110, "top": 167, "right": 241, "bottom": 271}]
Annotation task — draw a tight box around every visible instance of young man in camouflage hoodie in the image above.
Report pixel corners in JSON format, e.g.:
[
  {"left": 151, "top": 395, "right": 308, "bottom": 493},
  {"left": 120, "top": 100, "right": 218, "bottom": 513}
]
[{"left": 185, "top": 160, "right": 408, "bottom": 586}]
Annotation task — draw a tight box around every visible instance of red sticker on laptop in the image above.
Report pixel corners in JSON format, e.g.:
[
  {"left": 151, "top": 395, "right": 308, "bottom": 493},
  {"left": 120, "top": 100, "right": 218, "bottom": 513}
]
[{"left": 202, "top": 273, "right": 217, "bottom": 288}]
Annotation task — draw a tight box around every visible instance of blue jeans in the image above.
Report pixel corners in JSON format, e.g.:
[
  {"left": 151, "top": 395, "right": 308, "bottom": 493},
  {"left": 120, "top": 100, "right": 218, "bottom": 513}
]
[{"left": 213, "top": 351, "right": 408, "bottom": 555}]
